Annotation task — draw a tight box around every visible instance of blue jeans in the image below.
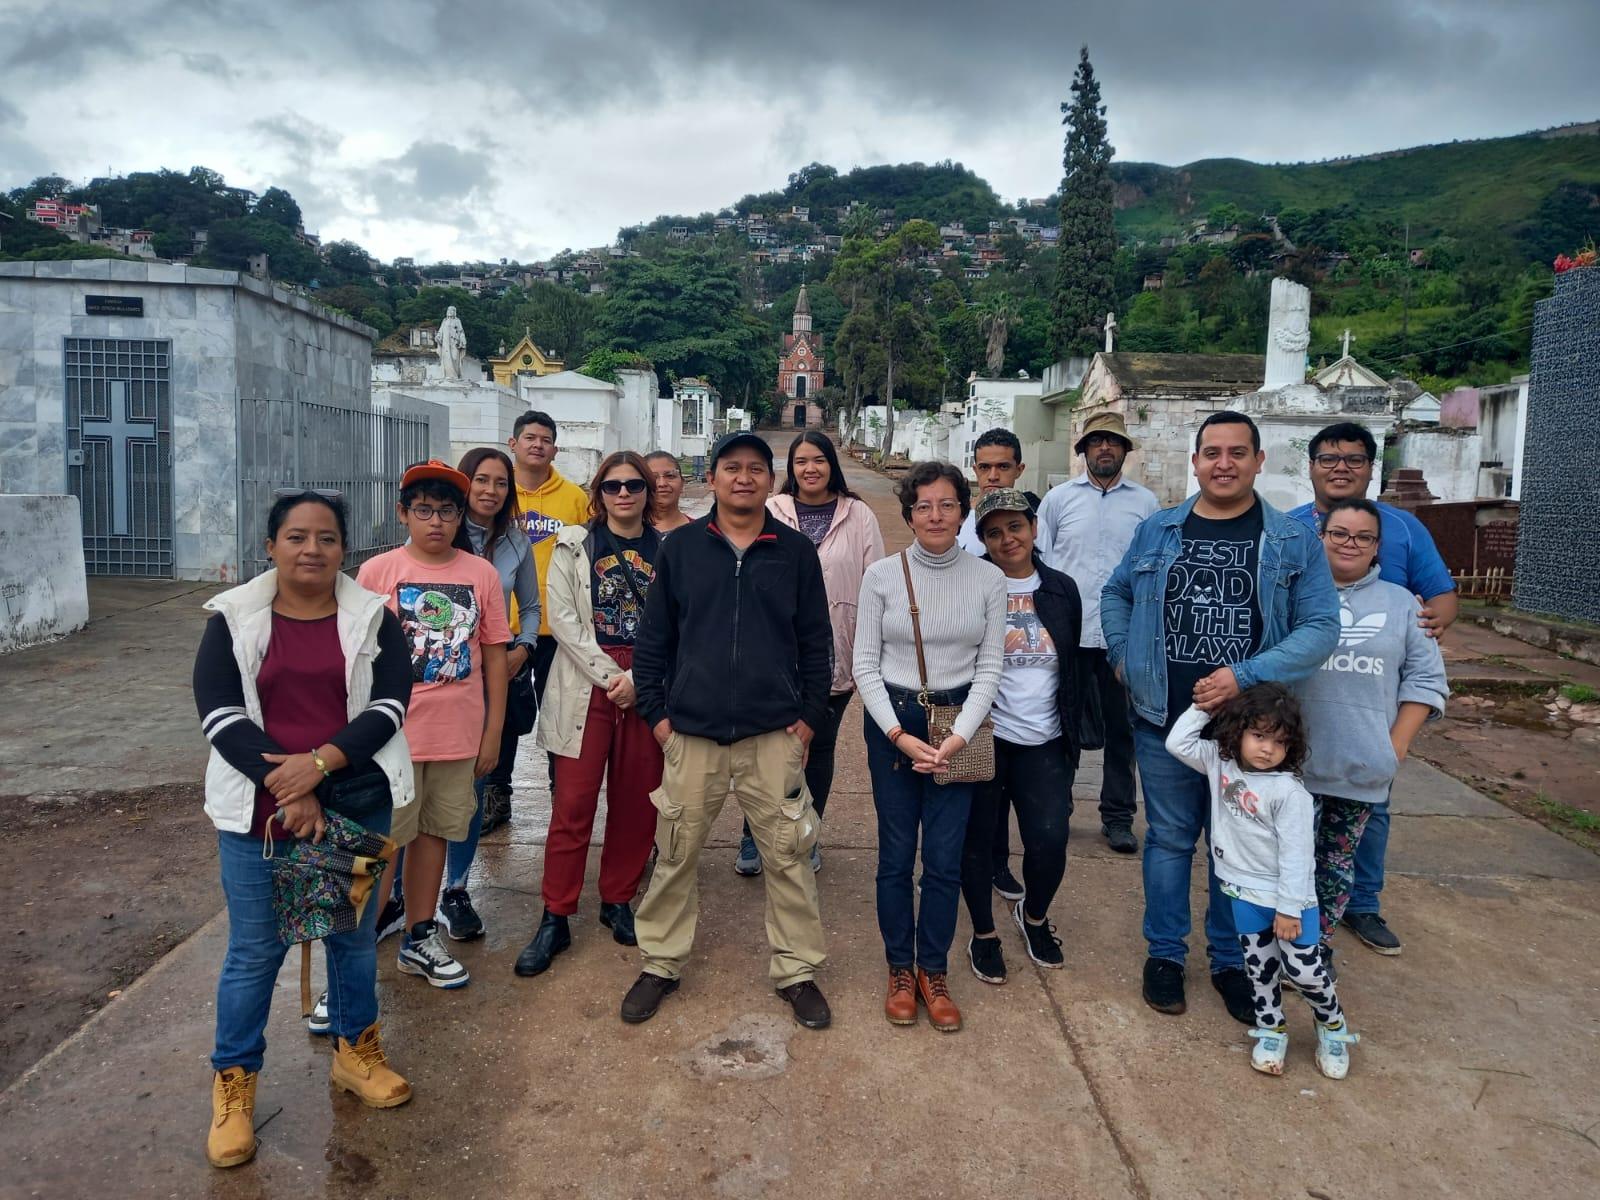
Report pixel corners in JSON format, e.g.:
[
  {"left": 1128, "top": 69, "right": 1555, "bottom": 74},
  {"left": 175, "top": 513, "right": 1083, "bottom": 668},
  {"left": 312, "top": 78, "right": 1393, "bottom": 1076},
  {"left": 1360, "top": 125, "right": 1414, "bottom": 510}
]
[
  {"left": 212, "top": 807, "right": 391, "bottom": 1072},
  {"left": 866, "top": 685, "right": 974, "bottom": 975},
  {"left": 1347, "top": 800, "right": 1388, "bottom": 915},
  {"left": 1132, "top": 720, "right": 1240, "bottom": 972}
]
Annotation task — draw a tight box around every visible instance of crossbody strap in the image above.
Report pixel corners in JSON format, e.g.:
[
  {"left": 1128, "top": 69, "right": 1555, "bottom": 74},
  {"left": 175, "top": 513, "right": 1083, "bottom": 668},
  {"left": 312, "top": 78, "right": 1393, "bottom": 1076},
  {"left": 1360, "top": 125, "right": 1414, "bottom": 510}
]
[
  {"left": 897, "top": 551, "right": 932, "bottom": 706},
  {"left": 597, "top": 523, "right": 652, "bottom": 611}
]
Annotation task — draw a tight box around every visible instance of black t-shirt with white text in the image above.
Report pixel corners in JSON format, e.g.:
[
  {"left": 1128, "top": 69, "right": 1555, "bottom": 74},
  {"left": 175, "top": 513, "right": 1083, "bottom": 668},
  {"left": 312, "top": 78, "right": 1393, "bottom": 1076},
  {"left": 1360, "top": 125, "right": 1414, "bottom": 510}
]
[{"left": 1164, "top": 499, "right": 1264, "bottom": 725}]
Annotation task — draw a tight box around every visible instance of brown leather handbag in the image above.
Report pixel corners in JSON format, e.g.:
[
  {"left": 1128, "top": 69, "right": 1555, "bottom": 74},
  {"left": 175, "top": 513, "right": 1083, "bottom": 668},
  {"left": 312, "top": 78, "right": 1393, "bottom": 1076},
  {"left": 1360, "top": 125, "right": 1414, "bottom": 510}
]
[{"left": 898, "top": 551, "right": 996, "bottom": 785}]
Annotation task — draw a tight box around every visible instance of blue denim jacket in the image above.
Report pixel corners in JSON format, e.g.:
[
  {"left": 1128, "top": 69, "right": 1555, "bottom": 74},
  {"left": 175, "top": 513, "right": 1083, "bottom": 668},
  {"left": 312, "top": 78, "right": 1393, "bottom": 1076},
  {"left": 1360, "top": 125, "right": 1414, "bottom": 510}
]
[{"left": 1100, "top": 493, "right": 1339, "bottom": 727}]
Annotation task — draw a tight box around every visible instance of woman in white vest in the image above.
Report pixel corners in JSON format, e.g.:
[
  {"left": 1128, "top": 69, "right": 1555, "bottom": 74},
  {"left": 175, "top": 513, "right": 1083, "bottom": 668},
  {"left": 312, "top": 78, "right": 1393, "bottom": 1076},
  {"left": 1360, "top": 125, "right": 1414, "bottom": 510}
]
[{"left": 191, "top": 490, "right": 415, "bottom": 1169}]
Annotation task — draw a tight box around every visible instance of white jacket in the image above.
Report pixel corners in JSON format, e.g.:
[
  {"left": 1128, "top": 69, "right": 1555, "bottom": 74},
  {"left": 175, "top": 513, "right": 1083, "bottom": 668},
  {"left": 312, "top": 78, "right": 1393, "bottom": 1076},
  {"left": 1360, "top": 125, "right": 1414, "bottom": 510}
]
[{"left": 200, "top": 569, "right": 414, "bottom": 833}]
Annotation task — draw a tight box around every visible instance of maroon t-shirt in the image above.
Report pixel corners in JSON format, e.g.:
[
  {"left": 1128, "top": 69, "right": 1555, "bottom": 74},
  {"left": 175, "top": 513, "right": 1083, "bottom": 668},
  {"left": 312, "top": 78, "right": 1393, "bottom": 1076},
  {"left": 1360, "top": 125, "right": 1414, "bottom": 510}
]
[{"left": 253, "top": 613, "right": 347, "bottom": 838}]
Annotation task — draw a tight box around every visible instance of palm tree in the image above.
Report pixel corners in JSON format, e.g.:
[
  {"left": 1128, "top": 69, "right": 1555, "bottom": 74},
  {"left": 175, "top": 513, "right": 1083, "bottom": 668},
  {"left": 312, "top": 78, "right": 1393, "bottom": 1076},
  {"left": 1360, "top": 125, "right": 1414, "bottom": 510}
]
[{"left": 976, "top": 293, "right": 1020, "bottom": 376}]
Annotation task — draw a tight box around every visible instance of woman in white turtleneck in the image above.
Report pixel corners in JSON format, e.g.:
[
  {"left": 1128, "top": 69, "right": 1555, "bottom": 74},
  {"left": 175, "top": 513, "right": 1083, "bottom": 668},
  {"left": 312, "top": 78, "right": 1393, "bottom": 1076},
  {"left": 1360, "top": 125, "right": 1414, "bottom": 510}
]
[{"left": 854, "top": 461, "right": 1006, "bottom": 1034}]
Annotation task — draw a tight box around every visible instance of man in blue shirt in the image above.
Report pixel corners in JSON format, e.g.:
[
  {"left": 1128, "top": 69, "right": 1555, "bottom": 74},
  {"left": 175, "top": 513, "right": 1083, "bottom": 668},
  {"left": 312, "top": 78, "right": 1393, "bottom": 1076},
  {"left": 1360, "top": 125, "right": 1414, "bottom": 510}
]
[{"left": 1287, "top": 421, "right": 1460, "bottom": 959}]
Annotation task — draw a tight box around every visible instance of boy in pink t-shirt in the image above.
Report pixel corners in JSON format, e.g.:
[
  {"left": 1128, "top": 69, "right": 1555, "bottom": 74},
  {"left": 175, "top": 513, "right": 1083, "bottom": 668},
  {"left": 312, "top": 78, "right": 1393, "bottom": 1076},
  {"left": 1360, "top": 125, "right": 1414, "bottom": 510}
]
[{"left": 358, "top": 461, "right": 510, "bottom": 990}]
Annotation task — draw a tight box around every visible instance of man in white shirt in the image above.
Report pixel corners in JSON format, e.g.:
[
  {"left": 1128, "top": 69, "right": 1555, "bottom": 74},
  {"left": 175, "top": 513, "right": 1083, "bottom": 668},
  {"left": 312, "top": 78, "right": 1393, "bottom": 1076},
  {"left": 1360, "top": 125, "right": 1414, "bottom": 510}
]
[
  {"left": 1034, "top": 412, "right": 1159, "bottom": 853},
  {"left": 956, "top": 428, "right": 1040, "bottom": 557}
]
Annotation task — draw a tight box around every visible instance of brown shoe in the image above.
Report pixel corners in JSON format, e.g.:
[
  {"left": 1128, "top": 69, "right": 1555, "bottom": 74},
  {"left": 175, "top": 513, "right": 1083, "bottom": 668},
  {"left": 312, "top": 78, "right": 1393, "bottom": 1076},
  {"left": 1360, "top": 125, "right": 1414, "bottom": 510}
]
[
  {"left": 331, "top": 1023, "right": 413, "bottom": 1109},
  {"left": 206, "top": 1067, "right": 258, "bottom": 1168},
  {"left": 884, "top": 967, "right": 918, "bottom": 1025},
  {"left": 916, "top": 968, "right": 962, "bottom": 1032}
]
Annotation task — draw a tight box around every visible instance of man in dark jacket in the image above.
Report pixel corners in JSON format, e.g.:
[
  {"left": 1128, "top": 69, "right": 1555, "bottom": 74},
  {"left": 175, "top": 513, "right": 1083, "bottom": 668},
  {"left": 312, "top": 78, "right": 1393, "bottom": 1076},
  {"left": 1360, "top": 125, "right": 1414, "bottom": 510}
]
[{"left": 621, "top": 431, "right": 834, "bottom": 1030}]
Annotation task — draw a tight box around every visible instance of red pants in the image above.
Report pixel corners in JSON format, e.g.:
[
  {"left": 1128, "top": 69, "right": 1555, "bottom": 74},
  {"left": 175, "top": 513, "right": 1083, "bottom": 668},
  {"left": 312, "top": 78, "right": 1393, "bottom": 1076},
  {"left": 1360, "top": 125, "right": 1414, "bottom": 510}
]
[{"left": 541, "top": 647, "right": 663, "bottom": 915}]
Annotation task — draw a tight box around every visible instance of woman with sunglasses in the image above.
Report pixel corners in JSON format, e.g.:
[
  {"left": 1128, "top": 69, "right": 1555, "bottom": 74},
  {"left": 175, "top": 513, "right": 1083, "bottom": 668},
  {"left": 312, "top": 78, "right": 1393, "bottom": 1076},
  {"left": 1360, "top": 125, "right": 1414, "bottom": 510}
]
[
  {"left": 1292, "top": 497, "right": 1447, "bottom": 972},
  {"left": 193, "top": 489, "right": 414, "bottom": 1168},
  {"left": 514, "top": 451, "right": 665, "bottom": 977}
]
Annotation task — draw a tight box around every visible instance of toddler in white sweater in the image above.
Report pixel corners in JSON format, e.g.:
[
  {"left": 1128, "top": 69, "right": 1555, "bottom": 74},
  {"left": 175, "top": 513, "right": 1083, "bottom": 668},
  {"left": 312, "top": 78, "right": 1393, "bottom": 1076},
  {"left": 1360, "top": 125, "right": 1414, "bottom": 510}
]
[{"left": 1166, "top": 684, "right": 1359, "bottom": 1080}]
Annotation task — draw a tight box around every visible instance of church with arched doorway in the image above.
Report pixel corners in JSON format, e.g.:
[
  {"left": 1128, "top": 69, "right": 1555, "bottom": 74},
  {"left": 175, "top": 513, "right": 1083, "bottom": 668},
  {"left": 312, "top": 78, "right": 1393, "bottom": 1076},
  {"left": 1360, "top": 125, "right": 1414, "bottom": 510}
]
[{"left": 777, "top": 284, "right": 825, "bottom": 429}]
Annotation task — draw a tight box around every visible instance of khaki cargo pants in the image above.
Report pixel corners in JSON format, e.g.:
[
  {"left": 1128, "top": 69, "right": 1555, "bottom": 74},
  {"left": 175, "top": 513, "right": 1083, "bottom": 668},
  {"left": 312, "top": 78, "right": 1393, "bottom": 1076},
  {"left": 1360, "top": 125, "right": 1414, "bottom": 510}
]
[{"left": 635, "top": 728, "right": 825, "bottom": 987}]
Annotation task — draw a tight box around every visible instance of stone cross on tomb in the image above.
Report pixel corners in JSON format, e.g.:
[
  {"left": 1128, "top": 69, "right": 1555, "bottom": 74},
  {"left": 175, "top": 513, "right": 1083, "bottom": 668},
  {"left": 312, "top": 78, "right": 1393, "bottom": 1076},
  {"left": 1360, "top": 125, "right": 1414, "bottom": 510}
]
[
  {"left": 1342, "top": 328, "right": 1353, "bottom": 359},
  {"left": 85, "top": 380, "right": 155, "bottom": 537},
  {"left": 1104, "top": 311, "right": 1117, "bottom": 353}
]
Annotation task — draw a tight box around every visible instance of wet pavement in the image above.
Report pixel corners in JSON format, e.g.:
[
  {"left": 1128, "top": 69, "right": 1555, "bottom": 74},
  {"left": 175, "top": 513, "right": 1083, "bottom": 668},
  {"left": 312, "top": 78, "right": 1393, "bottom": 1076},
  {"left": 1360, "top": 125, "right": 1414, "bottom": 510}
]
[{"left": 3, "top": 440, "right": 1599, "bottom": 1197}]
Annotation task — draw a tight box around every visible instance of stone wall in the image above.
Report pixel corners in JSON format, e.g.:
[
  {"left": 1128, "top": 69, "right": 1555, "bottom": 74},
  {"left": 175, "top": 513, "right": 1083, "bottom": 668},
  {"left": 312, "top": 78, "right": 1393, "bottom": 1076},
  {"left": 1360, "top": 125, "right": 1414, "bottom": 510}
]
[
  {"left": 1514, "top": 267, "right": 1600, "bottom": 621},
  {"left": 0, "top": 495, "right": 89, "bottom": 653}
]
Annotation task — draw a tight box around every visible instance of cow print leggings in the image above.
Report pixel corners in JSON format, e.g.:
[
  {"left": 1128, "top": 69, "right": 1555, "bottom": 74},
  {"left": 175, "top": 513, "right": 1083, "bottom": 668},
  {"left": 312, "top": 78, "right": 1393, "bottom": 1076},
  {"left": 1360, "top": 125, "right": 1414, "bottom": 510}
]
[{"left": 1239, "top": 932, "right": 1345, "bottom": 1030}]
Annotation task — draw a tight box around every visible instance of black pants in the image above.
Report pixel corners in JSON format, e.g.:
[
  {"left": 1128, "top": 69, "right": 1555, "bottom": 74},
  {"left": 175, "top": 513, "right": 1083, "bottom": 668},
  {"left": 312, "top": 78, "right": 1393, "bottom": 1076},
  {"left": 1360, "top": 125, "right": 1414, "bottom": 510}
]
[
  {"left": 963, "top": 735, "right": 1075, "bottom": 935},
  {"left": 743, "top": 691, "right": 852, "bottom": 841},
  {"left": 1086, "top": 647, "right": 1137, "bottom": 829},
  {"left": 532, "top": 633, "right": 559, "bottom": 787}
]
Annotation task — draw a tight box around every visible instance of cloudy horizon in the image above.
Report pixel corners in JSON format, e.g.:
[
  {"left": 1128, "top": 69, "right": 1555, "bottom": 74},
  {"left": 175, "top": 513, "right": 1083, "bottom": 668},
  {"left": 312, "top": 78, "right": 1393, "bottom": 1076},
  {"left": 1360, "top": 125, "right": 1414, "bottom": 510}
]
[{"left": 3, "top": 0, "right": 1596, "bottom": 264}]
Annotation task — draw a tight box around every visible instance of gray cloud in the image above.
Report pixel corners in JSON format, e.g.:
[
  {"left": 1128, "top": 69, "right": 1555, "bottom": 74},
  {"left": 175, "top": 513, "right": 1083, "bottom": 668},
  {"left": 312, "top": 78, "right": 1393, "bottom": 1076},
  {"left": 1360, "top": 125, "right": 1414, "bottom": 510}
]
[{"left": 4, "top": 0, "right": 1597, "bottom": 260}]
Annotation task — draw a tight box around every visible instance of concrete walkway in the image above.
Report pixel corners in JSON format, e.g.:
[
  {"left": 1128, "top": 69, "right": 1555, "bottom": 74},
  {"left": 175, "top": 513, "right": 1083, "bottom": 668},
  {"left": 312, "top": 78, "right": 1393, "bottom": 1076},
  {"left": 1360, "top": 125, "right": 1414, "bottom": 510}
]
[{"left": 3, "top": 447, "right": 1598, "bottom": 1197}]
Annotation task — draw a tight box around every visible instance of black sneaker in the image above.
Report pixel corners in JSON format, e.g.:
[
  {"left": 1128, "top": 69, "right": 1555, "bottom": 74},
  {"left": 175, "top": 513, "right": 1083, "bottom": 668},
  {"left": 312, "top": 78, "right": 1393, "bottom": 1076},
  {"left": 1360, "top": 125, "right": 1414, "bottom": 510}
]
[
  {"left": 1102, "top": 825, "right": 1139, "bottom": 854},
  {"left": 437, "top": 887, "right": 484, "bottom": 941},
  {"left": 375, "top": 895, "right": 407, "bottom": 944},
  {"left": 1344, "top": 911, "right": 1402, "bottom": 956},
  {"left": 513, "top": 910, "right": 571, "bottom": 977},
  {"left": 599, "top": 901, "right": 637, "bottom": 946},
  {"left": 1142, "top": 957, "right": 1186, "bottom": 1014},
  {"left": 396, "top": 921, "right": 470, "bottom": 989},
  {"left": 992, "top": 865, "right": 1025, "bottom": 902},
  {"left": 620, "top": 972, "right": 679, "bottom": 1024},
  {"left": 1012, "top": 901, "right": 1064, "bottom": 968},
  {"left": 776, "top": 980, "right": 832, "bottom": 1029},
  {"left": 1210, "top": 967, "right": 1256, "bottom": 1026},
  {"left": 968, "top": 935, "right": 1008, "bottom": 985}
]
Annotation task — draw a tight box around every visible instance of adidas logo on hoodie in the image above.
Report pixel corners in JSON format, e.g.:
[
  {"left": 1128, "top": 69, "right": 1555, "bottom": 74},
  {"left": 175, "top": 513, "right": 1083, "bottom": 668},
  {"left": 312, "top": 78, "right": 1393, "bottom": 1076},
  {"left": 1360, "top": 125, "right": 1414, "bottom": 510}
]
[{"left": 1321, "top": 602, "right": 1388, "bottom": 675}]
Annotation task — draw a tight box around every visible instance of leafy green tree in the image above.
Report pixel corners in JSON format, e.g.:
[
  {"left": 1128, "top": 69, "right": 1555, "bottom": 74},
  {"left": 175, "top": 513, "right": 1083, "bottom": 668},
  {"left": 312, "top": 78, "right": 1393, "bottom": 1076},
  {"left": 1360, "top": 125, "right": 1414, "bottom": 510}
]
[
  {"left": 579, "top": 347, "right": 652, "bottom": 383},
  {"left": 360, "top": 305, "right": 395, "bottom": 339},
  {"left": 396, "top": 287, "right": 494, "bottom": 358},
  {"left": 199, "top": 216, "right": 321, "bottom": 283},
  {"left": 976, "top": 292, "right": 1021, "bottom": 375},
  {"left": 1052, "top": 46, "right": 1118, "bottom": 357},
  {"left": 254, "top": 186, "right": 302, "bottom": 229},
  {"left": 508, "top": 281, "right": 596, "bottom": 364}
]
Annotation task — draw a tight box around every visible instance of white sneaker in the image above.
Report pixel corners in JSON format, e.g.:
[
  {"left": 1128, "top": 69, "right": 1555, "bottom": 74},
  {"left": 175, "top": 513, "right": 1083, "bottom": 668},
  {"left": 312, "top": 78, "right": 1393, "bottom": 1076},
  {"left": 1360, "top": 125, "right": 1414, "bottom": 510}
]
[
  {"left": 1314, "top": 1022, "right": 1360, "bottom": 1080},
  {"left": 396, "top": 921, "right": 471, "bottom": 989},
  {"left": 1248, "top": 1027, "right": 1288, "bottom": 1076},
  {"left": 306, "top": 990, "right": 331, "bottom": 1035}
]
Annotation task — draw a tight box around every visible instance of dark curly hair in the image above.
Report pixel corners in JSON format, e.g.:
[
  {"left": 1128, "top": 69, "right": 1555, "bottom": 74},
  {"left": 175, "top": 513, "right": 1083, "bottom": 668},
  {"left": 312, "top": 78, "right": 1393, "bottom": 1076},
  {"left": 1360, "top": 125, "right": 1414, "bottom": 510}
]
[
  {"left": 895, "top": 460, "right": 971, "bottom": 523},
  {"left": 1201, "top": 682, "right": 1309, "bottom": 775}
]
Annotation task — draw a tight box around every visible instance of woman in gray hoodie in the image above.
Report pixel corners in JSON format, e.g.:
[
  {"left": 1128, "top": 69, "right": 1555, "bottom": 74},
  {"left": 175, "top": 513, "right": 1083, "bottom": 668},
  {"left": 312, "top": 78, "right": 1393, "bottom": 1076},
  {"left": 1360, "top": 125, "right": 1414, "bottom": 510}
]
[{"left": 1293, "top": 497, "right": 1448, "bottom": 951}]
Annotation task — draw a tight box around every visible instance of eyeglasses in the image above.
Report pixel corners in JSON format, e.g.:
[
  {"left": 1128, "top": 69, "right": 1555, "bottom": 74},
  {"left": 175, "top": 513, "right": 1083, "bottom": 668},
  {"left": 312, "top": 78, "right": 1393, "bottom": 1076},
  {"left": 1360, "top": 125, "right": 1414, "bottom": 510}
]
[
  {"left": 1083, "top": 434, "right": 1123, "bottom": 449},
  {"left": 1313, "top": 453, "right": 1371, "bottom": 470},
  {"left": 1323, "top": 528, "right": 1379, "bottom": 548},
  {"left": 407, "top": 504, "right": 462, "bottom": 522},
  {"left": 600, "top": 478, "right": 648, "bottom": 496},
  {"left": 272, "top": 486, "right": 344, "bottom": 501},
  {"left": 912, "top": 500, "right": 963, "bottom": 517}
]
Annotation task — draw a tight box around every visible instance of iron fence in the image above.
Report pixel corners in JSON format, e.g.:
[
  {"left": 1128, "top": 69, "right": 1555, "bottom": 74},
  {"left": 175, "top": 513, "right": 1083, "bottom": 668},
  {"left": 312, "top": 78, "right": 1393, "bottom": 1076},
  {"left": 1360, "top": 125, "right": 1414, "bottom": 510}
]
[{"left": 237, "top": 397, "right": 435, "bottom": 579}]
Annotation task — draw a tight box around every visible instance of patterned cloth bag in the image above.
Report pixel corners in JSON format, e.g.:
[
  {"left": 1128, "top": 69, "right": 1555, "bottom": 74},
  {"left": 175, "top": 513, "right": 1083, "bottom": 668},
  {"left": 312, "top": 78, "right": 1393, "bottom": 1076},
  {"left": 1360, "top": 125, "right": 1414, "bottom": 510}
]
[{"left": 264, "top": 811, "right": 396, "bottom": 1015}]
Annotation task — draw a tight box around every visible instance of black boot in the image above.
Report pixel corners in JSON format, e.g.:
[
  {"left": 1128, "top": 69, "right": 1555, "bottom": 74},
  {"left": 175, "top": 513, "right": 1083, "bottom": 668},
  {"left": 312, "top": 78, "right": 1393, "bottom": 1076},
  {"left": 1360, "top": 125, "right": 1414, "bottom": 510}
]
[
  {"left": 513, "top": 910, "right": 571, "bottom": 977},
  {"left": 479, "top": 784, "right": 512, "bottom": 835},
  {"left": 599, "top": 901, "right": 637, "bottom": 946}
]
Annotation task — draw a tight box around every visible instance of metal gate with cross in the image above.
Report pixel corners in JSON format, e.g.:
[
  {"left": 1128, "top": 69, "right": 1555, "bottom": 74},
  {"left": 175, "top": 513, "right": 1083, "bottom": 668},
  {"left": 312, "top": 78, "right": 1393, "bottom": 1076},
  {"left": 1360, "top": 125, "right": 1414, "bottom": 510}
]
[{"left": 64, "top": 337, "right": 174, "bottom": 577}]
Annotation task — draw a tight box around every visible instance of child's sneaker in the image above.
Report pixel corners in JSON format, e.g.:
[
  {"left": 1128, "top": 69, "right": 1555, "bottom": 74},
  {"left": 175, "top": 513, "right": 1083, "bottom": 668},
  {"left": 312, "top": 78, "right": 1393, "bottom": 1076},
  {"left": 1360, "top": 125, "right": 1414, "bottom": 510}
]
[
  {"left": 306, "top": 990, "right": 331, "bottom": 1035},
  {"left": 1314, "top": 1021, "right": 1359, "bottom": 1079},
  {"left": 1248, "top": 1027, "right": 1289, "bottom": 1076},
  {"left": 397, "top": 920, "right": 470, "bottom": 989}
]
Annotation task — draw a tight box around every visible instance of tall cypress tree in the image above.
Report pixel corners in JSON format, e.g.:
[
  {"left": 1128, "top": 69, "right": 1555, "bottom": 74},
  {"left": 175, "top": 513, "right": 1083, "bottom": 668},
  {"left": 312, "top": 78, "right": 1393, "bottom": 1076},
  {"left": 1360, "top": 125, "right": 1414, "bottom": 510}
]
[{"left": 1052, "top": 46, "right": 1118, "bottom": 359}]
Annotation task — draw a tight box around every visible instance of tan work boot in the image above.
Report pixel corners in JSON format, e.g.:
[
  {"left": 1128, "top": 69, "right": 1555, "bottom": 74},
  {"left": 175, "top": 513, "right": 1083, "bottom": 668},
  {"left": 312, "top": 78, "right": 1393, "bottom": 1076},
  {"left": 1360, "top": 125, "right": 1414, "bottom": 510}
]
[
  {"left": 331, "top": 1023, "right": 413, "bottom": 1108},
  {"left": 207, "top": 1067, "right": 258, "bottom": 1168}
]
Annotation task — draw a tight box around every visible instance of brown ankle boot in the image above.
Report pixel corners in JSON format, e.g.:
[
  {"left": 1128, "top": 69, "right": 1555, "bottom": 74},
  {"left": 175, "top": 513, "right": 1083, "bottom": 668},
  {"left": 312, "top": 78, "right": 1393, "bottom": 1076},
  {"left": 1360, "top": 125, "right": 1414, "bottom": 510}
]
[
  {"left": 885, "top": 967, "right": 918, "bottom": 1026},
  {"left": 916, "top": 968, "right": 962, "bottom": 1032},
  {"left": 206, "top": 1067, "right": 258, "bottom": 1168},
  {"left": 331, "top": 1023, "right": 413, "bottom": 1108}
]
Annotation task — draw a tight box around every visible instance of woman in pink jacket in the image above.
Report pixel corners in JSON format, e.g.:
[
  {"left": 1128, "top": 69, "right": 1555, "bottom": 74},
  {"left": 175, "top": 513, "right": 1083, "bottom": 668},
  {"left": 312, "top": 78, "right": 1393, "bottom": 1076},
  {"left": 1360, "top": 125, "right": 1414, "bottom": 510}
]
[{"left": 730, "top": 431, "right": 885, "bottom": 876}]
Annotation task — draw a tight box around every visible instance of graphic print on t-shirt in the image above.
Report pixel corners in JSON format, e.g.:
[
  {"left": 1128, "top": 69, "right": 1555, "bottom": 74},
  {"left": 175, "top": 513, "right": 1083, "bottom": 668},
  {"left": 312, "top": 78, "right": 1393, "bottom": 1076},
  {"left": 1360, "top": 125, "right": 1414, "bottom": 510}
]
[
  {"left": 395, "top": 582, "right": 480, "bottom": 684},
  {"left": 520, "top": 509, "right": 564, "bottom": 549},
  {"left": 1219, "top": 769, "right": 1264, "bottom": 821},
  {"left": 592, "top": 546, "right": 656, "bottom": 642},
  {"left": 1003, "top": 593, "right": 1056, "bottom": 667},
  {"left": 1165, "top": 537, "right": 1258, "bottom": 666}
]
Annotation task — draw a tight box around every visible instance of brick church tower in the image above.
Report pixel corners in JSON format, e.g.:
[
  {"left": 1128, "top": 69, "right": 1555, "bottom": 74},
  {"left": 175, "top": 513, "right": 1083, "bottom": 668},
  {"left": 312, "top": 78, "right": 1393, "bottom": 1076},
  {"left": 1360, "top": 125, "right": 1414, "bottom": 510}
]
[{"left": 777, "top": 284, "right": 824, "bottom": 428}]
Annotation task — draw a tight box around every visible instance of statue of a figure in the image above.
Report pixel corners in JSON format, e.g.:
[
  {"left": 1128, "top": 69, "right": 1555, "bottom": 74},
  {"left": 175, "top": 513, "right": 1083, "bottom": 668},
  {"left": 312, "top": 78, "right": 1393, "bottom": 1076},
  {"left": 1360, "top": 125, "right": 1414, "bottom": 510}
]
[
  {"left": 436, "top": 305, "right": 467, "bottom": 380},
  {"left": 1104, "top": 311, "right": 1118, "bottom": 353}
]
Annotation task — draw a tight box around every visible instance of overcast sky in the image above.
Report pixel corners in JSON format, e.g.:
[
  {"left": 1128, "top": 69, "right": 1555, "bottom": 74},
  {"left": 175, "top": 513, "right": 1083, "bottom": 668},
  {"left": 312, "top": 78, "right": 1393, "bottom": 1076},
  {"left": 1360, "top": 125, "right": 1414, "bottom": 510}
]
[{"left": 3, "top": 1, "right": 1596, "bottom": 264}]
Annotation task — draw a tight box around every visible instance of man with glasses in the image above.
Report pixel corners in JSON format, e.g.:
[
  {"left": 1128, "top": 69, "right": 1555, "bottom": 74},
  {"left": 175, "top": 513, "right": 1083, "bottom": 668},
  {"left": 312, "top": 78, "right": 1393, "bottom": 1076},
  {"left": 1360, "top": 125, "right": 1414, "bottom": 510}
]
[
  {"left": 357, "top": 461, "right": 510, "bottom": 991},
  {"left": 1286, "top": 421, "right": 1458, "bottom": 958},
  {"left": 645, "top": 450, "right": 692, "bottom": 534},
  {"left": 1035, "top": 412, "right": 1159, "bottom": 854}
]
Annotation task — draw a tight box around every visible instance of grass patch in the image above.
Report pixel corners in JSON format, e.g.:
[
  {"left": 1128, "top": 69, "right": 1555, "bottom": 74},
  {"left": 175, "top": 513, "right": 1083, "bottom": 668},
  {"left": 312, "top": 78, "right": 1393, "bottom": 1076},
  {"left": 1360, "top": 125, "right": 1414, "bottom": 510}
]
[
  {"left": 1538, "top": 795, "right": 1600, "bottom": 835},
  {"left": 1558, "top": 683, "right": 1598, "bottom": 704}
]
